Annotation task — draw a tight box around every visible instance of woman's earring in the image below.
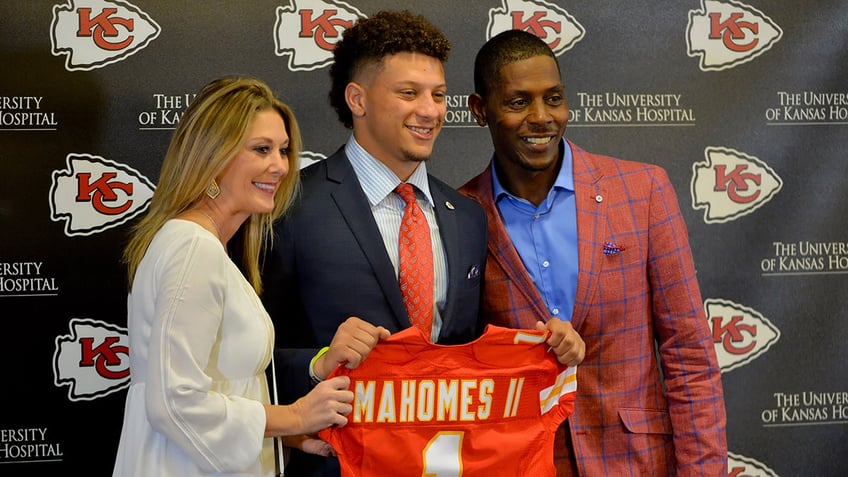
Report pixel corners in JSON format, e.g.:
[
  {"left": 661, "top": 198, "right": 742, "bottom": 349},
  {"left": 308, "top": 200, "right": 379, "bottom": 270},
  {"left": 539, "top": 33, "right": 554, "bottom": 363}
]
[{"left": 206, "top": 179, "right": 220, "bottom": 199}]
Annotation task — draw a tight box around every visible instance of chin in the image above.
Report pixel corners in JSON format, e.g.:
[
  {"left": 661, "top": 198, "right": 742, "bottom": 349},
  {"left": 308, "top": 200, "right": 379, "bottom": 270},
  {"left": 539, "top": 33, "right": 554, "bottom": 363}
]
[{"left": 403, "top": 150, "right": 432, "bottom": 163}]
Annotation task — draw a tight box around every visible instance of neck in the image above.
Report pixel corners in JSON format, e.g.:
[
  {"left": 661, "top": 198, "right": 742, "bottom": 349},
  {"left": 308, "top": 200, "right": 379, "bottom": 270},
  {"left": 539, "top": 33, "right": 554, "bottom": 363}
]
[{"left": 197, "top": 209, "right": 222, "bottom": 239}]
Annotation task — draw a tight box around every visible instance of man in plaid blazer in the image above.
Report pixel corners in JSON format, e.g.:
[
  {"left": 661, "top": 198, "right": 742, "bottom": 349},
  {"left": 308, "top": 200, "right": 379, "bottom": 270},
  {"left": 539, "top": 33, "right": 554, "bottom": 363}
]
[{"left": 459, "top": 30, "right": 727, "bottom": 476}]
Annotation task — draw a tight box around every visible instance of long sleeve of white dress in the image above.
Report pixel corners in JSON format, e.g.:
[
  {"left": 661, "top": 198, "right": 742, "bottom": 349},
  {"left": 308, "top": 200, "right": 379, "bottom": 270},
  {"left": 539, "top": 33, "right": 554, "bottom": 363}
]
[{"left": 113, "top": 220, "right": 276, "bottom": 477}]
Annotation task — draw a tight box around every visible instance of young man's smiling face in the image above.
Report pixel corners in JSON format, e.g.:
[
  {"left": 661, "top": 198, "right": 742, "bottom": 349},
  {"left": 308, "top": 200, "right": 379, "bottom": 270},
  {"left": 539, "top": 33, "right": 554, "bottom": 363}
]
[{"left": 350, "top": 51, "right": 447, "bottom": 180}]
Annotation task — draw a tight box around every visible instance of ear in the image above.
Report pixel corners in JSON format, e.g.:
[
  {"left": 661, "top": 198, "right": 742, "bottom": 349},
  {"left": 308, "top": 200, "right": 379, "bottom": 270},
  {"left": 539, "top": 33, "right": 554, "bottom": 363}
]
[
  {"left": 345, "top": 82, "right": 366, "bottom": 119},
  {"left": 468, "top": 93, "right": 487, "bottom": 127}
]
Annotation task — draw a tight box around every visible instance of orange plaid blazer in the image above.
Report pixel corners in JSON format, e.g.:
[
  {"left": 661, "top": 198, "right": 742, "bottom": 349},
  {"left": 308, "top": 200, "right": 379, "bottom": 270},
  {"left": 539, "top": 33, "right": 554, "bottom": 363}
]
[{"left": 459, "top": 141, "right": 727, "bottom": 476}]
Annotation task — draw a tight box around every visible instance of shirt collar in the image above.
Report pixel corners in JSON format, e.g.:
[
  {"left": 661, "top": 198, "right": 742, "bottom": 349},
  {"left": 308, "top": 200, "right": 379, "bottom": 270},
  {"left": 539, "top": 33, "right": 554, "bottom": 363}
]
[
  {"left": 345, "top": 135, "right": 434, "bottom": 206},
  {"left": 492, "top": 138, "right": 574, "bottom": 202}
]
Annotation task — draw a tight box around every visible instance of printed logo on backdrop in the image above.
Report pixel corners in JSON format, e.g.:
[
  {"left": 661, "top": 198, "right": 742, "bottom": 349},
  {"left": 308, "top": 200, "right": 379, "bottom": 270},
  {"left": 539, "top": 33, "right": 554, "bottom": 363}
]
[
  {"left": 0, "top": 427, "right": 63, "bottom": 464},
  {"left": 568, "top": 92, "right": 695, "bottom": 128},
  {"left": 707, "top": 298, "right": 779, "bottom": 373},
  {"left": 51, "top": 0, "right": 161, "bottom": 72},
  {"left": 0, "top": 262, "right": 59, "bottom": 297},
  {"left": 443, "top": 94, "right": 477, "bottom": 129},
  {"left": 138, "top": 92, "right": 196, "bottom": 130},
  {"left": 763, "top": 390, "right": 848, "bottom": 427},
  {"left": 728, "top": 452, "right": 780, "bottom": 477},
  {"left": 761, "top": 240, "right": 848, "bottom": 276},
  {"left": 691, "top": 146, "right": 782, "bottom": 224},
  {"left": 49, "top": 153, "right": 155, "bottom": 237},
  {"left": 766, "top": 91, "right": 848, "bottom": 126},
  {"left": 274, "top": 0, "right": 366, "bottom": 72},
  {"left": 53, "top": 318, "right": 130, "bottom": 401},
  {"left": 686, "top": 0, "right": 782, "bottom": 71},
  {"left": 485, "top": 0, "right": 584, "bottom": 55},
  {"left": 299, "top": 150, "right": 326, "bottom": 169},
  {"left": 0, "top": 96, "right": 58, "bottom": 131}
]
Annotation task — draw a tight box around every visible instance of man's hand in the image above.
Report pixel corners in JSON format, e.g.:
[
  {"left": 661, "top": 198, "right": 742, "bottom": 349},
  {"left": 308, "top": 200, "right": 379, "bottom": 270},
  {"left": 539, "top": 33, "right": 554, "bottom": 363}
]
[
  {"left": 316, "top": 316, "right": 391, "bottom": 379},
  {"left": 536, "top": 319, "right": 585, "bottom": 367},
  {"left": 281, "top": 435, "right": 336, "bottom": 457}
]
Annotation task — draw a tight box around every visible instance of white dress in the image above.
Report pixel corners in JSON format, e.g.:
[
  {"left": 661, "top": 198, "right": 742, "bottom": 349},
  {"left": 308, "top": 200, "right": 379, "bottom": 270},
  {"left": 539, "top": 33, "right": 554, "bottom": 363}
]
[{"left": 113, "top": 220, "right": 277, "bottom": 476}]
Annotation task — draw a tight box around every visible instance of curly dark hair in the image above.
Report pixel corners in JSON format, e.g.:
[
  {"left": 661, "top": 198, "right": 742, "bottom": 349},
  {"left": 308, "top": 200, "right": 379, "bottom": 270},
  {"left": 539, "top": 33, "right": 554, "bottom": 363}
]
[
  {"left": 474, "top": 29, "right": 559, "bottom": 97},
  {"left": 329, "top": 10, "right": 451, "bottom": 129}
]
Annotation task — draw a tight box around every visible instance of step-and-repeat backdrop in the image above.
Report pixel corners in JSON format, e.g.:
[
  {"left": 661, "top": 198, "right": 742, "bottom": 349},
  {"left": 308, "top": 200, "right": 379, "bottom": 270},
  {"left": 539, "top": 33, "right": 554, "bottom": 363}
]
[{"left": 1, "top": 1, "right": 845, "bottom": 475}]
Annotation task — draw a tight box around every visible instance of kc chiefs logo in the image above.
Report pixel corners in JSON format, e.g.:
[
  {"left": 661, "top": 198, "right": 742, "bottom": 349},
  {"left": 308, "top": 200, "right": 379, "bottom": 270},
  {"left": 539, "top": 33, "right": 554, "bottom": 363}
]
[
  {"left": 274, "top": 0, "right": 366, "bottom": 71},
  {"left": 691, "top": 146, "right": 782, "bottom": 224},
  {"left": 686, "top": 0, "right": 782, "bottom": 71},
  {"left": 54, "top": 318, "right": 130, "bottom": 401},
  {"left": 485, "top": 0, "right": 584, "bottom": 55},
  {"left": 49, "top": 153, "right": 155, "bottom": 237},
  {"left": 706, "top": 298, "right": 780, "bottom": 373},
  {"left": 727, "top": 451, "right": 780, "bottom": 477},
  {"left": 51, "top": 0, "right": 160, "bottom": 71}
]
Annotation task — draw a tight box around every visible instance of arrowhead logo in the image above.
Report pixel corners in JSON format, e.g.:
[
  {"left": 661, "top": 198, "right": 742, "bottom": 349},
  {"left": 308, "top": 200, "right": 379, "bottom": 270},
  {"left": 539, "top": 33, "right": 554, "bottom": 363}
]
[
  {"left": 485, "top": 0, "right": 585, "bottom": 56},
  {"left": 274, "top": 0, "right": 366, "bottom": 71},
  {"left": 727, "top": 451, "right": 780, "bottom": 477},
  {"left": 686, "top": 0, "right": 782, "bottom": 71},
  {"left": 298, "top": 150, "right": 327, "bottom": 170},
  {"left": 53, "top": 318, "right": 130, "bottom": 402},
  {"left": 691, "top": 146, "right": 782, "bottom": 224},
  {"left": 49, "top": 153, "right": 156, "bottom": 237},
  {"left": 707, "top": 298, "right": 780, "bottom": 373},
  {"left": 51, "top": 0, "right": 161, "bottom": 71}
]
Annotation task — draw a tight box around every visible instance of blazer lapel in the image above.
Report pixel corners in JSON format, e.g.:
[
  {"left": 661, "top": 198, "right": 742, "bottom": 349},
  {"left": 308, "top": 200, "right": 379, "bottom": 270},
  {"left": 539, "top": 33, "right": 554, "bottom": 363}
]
[
  {"left": 569, "top": 141, "right": 606, "bottom": 331},
  {"left": 325, "top": 152, "right": 408, "bottom": 324},
  {"left": 471, "top": 166, "right": 549, "bottom": 322}
]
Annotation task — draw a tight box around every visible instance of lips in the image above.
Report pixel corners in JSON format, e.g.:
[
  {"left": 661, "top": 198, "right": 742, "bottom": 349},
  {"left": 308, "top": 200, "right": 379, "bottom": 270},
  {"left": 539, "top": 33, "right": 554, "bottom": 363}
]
[
  {"left": 522, "top": 136, "right": 554, "bottom": 145},
  {"left": 408, "top": 125, "right": 435, "bottom": 136},
  {"left": 253, "top": 182, "right": 276, "bottom": 193}
]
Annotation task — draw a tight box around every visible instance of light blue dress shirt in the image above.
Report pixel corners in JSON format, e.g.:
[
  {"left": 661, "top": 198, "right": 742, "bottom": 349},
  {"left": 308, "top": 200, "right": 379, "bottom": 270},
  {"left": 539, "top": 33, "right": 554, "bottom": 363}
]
[{"left": 492, "top": 140, "right": 578, "bottom": 321}]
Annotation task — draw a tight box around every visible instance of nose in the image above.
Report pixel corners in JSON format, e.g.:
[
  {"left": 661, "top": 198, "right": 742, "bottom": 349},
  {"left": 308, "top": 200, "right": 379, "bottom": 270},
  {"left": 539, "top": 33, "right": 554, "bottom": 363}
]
[
  {"left": 527, "top": 100, "right": 553, "bottom": 125},
  {"left": 417, "top": 94, "right": 444, "bottom": 122},
  {"left": 270, "top": 150, "right": 289, "bottom": 178}
]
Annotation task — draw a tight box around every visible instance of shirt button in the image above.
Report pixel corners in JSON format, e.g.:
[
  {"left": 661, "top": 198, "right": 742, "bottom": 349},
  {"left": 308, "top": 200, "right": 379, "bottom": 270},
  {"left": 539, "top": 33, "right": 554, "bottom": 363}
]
[
  {"left": 552, "top": 308, "right": 560, "bottom": 315},
  {"left": 542, "top": 260, "right": 550, "bottom": 268}
]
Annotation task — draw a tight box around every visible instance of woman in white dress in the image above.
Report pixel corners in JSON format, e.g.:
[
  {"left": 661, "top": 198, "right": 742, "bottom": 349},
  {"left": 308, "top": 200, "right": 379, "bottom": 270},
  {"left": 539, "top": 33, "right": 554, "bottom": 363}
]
[{"left": 112, "top": 77, "right": 354, "bottom": 477}]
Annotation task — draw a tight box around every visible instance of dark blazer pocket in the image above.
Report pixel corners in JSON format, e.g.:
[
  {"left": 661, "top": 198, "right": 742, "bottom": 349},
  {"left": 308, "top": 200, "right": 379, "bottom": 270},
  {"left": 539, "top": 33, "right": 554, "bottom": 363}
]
[{"left": 618, "top": 408, "right": 673, "bottom": 435}]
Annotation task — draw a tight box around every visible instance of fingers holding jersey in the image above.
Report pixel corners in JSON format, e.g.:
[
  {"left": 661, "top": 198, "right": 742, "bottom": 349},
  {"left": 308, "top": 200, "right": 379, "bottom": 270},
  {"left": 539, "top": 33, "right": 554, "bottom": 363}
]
[
  {"left": 281, "top": 434, "right": 336, "bottom": 457},
  {"left": 295, "top": 375, "right": 354, "bottom": 433},
  {"left": 319, "top": 316, "right": 391, "bottom": 377},
  {"left": 536, "top": 319, "right": 585, "bottom": 367}
]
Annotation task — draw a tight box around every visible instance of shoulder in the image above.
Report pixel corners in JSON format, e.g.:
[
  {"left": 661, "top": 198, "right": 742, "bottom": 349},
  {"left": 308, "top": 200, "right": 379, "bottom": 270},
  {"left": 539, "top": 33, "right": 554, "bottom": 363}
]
[
  {"left": 457, "top": 167, "right": 489, "bottom": 200},
  {"left": 571, "top": 141, "right": 670, "bottom": 186},
  {"left": 150, "top": 220, "right": 224, "bottom": 259},
  {"left": 428, "top": 174, "right": 486, "bottom": 217}
]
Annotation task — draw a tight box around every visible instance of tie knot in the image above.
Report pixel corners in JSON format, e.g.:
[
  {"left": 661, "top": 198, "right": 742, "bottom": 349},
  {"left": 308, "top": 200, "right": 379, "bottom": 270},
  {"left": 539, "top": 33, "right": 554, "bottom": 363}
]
[{"left": 395, "top": 183, "right": 418, "bottom": 205}]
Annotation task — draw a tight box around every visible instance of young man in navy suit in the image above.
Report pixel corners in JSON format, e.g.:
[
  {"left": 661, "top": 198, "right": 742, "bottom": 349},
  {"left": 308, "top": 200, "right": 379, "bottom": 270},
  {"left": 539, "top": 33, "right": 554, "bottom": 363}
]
[{"left": 261, "top": 11, "right": 487, "bottom": 477}]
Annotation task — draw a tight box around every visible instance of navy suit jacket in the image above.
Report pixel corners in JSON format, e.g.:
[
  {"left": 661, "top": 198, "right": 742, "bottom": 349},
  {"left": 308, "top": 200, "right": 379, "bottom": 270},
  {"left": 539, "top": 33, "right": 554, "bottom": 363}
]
[{"left": 261, "top": 146, "right": 487, "bottom": 476}]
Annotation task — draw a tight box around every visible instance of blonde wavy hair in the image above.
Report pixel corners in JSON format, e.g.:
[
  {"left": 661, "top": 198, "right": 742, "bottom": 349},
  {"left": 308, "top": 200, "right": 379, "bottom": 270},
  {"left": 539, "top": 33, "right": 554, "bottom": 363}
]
[{"left": 123, "top": 77, "right": 301, "bottom": 294}]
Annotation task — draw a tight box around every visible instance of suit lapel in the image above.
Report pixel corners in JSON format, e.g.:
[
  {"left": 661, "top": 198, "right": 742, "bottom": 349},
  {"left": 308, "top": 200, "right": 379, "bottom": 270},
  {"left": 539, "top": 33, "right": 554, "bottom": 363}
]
[
  {"left": 471, "top": 167, "right": 549, "bottom": 322},
  {"left": 325, "top": 153, "right": 408, "bottom": 324},
  {"left": 569, "top": 141, "right": 606, "bottom": 331}
]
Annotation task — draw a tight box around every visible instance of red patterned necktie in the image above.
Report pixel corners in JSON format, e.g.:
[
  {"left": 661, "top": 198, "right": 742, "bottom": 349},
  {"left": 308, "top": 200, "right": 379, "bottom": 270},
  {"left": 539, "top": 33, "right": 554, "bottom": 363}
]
[{"left": 395, "top": 183, "right": 434, "bottom": 336}]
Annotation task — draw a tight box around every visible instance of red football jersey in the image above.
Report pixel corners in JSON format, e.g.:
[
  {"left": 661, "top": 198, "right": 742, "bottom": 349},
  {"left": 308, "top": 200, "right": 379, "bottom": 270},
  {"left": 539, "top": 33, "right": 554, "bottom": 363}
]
[{"left": 317, "top": 324, "right": 577, "bottom": 477}]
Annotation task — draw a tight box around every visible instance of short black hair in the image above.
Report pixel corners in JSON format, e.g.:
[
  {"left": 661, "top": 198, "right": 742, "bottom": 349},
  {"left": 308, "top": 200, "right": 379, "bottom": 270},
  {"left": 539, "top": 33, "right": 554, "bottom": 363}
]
[
  {"left": 329, "top": 10, "right": 451, "bottom": 129},
  {"left": 474, "top": 29, "right": 558, "bottom": 96}
]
